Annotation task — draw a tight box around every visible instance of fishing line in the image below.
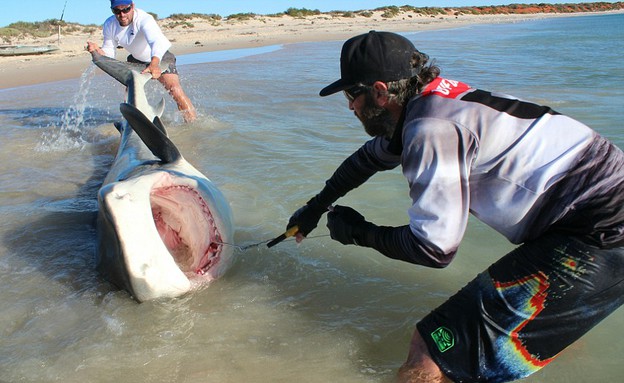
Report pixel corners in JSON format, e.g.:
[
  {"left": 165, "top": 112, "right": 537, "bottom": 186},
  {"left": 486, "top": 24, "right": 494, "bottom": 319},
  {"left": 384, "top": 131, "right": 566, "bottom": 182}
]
[{"left": 214, "top": 234, "right": 331, "bottom": 251}]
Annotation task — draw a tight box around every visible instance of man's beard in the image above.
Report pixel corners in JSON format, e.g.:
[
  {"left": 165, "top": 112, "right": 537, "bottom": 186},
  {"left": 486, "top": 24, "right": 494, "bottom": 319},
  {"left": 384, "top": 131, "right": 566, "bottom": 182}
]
[{"left": 357, "top": 93, "right": 397, "bottom": 138}]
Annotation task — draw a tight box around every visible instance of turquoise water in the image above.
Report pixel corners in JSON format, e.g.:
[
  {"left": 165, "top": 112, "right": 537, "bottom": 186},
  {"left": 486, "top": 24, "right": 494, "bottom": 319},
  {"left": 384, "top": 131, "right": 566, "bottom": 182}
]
[{"left": 0, "top": 13, "right": 622, "bottom": 382}]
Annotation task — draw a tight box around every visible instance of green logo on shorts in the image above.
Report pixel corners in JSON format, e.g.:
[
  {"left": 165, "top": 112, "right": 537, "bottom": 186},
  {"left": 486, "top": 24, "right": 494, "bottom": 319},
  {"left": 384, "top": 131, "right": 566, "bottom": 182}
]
[{"left": 431, "top": 327, "right": 454, "bottom": 353}]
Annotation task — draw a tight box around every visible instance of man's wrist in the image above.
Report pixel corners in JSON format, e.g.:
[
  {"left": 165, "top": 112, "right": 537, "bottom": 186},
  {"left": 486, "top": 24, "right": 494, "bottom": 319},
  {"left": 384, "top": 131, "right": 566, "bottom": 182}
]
[{"left": 352, "top": 221, "right": 378, "bottom": 247}]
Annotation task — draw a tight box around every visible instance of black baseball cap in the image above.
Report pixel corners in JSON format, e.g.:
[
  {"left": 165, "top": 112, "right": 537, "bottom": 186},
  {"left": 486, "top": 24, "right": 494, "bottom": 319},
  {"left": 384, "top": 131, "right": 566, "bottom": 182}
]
[{"left": 319, "top": 31, "right": 418, "bottom": 97}]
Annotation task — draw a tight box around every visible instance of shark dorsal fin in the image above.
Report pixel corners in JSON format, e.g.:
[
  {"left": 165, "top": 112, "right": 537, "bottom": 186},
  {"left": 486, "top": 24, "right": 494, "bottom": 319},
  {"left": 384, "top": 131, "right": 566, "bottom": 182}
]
[{"left": 120, "top": 103, "right": 181, "bottom": 164}]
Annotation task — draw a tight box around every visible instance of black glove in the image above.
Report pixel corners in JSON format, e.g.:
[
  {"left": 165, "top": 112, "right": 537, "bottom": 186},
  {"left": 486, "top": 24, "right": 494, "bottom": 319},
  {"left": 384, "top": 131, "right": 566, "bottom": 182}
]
[
  {"left": 328, "top": 207, "right": 453, "bottom": 267},
  {"left": 326, "top": 205, "right": 376, "bottom": 245},
  {"left": 287, "top": 197, "right": 328, "bottom": 237}
]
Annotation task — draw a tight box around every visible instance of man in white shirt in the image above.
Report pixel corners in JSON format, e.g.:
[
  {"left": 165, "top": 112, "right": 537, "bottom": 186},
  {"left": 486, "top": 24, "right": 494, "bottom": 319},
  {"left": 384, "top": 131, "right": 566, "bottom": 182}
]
[{"left": 87, "top": 0, "right": 196, "bottom": 122}]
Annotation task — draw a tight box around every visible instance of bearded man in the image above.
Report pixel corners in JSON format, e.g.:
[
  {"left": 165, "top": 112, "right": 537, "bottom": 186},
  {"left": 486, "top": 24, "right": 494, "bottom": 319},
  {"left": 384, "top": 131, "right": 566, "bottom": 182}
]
[{"left": 284, "top": 31, "right": 624, "bottom": 383}]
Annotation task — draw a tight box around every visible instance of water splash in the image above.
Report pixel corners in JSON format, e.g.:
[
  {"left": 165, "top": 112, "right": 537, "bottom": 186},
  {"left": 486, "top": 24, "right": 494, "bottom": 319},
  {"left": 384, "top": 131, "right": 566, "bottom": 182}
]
[{"left": 36, "top": 64, "right": 97, "bottom": 152}]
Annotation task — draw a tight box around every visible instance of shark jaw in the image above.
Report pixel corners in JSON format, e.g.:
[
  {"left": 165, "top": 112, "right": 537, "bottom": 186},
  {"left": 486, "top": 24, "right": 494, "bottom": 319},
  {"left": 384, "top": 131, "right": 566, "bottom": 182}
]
[
  {"left": 151, "top": 181, "right": 224, "bottom": 278},
  {"left": 98, "top": 170, "right": 233, "bottom": 301}
]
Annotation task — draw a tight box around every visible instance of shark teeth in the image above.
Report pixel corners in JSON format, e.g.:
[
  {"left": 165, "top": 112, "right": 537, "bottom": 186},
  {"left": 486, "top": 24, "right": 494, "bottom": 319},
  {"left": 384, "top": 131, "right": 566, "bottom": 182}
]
[{"left": 196, "top": 241, "right": 222, "bottom": 275}]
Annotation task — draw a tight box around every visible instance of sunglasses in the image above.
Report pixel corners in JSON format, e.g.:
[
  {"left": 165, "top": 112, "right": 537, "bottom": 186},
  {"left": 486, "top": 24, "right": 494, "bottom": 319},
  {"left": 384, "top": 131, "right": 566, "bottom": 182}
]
[
  {"left": 343, "top": 86, "right": 368, "bottom": 102},
  {"left": 112, "top": 5, "right": 133, "bottom": 15}
]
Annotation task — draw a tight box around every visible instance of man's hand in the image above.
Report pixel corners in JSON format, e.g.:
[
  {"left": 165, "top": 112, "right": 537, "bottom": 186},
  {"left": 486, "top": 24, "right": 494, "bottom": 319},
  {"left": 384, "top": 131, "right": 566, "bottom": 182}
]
[
  {"left": 326, "top": 205, "right": 372, "bottom": 245},
  {"left": 142, "top": 58, "right": 162, "bottom": 79},
  {"left": 85, "top": 41, "right": 104, "bottom": 57},
  {"left": 287, "top": 198, "right": 328, "bottom": 242}
]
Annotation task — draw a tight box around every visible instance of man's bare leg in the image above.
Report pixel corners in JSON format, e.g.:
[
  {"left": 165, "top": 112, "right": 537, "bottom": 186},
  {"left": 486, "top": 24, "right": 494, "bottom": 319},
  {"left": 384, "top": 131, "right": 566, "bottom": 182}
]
[
  {"left": 159, "top": 73, "right": 197, "bottom": 123},
  {"left": 397, "top": 329, "right": 453, "bottom": 383}
]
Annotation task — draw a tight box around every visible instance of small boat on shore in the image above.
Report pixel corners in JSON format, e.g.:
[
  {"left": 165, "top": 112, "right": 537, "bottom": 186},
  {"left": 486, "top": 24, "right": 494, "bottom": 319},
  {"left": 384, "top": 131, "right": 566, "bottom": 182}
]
[{"left": 0, "top": 45, "right": 60, "bottom": 56}]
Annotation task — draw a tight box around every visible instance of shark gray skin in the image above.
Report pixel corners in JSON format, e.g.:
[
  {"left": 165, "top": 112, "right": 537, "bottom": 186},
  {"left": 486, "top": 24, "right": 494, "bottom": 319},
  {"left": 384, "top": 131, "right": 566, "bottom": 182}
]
[{"left": 92, "top": 52, "right": 234, "bottom": 302}]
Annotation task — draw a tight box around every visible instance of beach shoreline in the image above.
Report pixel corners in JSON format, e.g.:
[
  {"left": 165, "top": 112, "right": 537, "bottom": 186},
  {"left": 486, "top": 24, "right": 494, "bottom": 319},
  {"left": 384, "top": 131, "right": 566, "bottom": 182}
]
[{"left": 1, "top": 9, "right": 621, "bottom": 89}]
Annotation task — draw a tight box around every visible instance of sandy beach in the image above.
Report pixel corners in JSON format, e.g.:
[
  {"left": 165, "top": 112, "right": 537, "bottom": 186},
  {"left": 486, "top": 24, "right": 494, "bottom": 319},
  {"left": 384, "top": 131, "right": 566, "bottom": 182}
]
[{"left": 1, "top": 9, "right": 621, "bottom": 89}]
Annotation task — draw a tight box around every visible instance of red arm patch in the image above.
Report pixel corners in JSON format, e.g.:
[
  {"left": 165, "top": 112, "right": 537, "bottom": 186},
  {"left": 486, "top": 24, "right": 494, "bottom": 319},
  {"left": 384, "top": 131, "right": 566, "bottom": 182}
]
[{"left": 422, "top": 77, "right": 472, "bottom": 99}]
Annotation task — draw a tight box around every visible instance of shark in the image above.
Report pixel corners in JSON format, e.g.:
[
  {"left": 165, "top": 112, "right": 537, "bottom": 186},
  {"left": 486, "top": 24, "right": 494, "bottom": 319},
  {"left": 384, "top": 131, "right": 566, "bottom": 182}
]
[{"left": 92, "top": 52, "right": 234, "bottom": 302}]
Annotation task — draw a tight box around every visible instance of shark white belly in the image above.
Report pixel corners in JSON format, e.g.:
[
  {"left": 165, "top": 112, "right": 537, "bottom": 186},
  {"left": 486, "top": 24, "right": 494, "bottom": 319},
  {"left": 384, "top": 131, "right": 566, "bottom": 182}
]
[{"left": 92, "top": 53, "right": 234, "bottom": 302}]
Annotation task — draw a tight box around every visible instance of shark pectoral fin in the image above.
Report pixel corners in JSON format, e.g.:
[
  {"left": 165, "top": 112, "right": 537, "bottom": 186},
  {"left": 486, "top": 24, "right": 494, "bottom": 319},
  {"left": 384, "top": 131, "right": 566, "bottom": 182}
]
[{"left": 120, "top": 103, "right": 181, "bottom": 164}]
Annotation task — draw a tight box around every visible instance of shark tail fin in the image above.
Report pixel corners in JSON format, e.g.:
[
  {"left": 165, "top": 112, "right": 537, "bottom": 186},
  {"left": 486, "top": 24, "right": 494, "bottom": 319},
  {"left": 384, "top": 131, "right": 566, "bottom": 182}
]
[
  {"left": 120, "top": 103, "right": 181, "bottom": 164},
  {"left": 92, "top": 52, "right": 150, "bottom": 86}
]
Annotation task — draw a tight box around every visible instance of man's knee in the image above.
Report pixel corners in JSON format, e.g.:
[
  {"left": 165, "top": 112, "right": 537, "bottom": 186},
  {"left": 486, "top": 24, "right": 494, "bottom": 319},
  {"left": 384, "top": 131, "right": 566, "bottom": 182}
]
[
  {"left": 159, "top": 75, "right": 179, "bottom": 91},
  {"left": 397, "top": 328, "right": 451, "bottom": 383},
  {"left": 159, "top": 75, "right": 193, "bottom": 109}
]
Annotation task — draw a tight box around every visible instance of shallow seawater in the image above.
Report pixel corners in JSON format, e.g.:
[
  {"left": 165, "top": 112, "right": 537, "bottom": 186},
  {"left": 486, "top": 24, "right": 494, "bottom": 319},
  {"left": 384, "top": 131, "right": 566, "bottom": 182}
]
[{"left": 0, "top": 14, "right": 622, "bottom": 382}]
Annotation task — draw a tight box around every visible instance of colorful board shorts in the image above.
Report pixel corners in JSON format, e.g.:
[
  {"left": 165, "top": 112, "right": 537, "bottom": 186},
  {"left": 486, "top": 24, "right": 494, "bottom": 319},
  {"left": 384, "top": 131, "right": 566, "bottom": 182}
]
[
  {"left": 417, "top": 233, "right": 624, "bottom": 383},
  {"left": 126, "top": 51, "right": 178, "bottom": 75}
]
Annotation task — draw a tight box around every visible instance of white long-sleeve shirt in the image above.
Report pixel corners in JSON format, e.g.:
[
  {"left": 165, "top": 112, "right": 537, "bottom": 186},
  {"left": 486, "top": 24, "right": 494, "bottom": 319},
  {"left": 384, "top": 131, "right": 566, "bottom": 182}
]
[{"left": 101, "top": 8, "right": 171, "bottom": 62}]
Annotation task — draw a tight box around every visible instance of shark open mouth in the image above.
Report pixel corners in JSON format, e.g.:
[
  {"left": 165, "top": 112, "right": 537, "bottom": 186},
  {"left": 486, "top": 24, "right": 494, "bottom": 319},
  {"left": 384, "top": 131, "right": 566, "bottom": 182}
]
[{"left": 150, "top": 184, "right": 223, "bottom": 277}]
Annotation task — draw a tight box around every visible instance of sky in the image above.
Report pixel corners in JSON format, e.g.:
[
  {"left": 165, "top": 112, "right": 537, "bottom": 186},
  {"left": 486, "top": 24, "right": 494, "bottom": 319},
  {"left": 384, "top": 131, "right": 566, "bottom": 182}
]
[{"left": 0, "top": 0, "right": 612, "bottom": 27}]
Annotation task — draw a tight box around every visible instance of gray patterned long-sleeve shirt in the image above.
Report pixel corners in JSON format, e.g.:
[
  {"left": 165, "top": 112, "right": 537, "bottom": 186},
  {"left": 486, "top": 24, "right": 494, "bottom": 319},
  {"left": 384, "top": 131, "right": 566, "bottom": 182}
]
[{"left": 329, "top": 77, "right": 624, "bottom": 267}]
